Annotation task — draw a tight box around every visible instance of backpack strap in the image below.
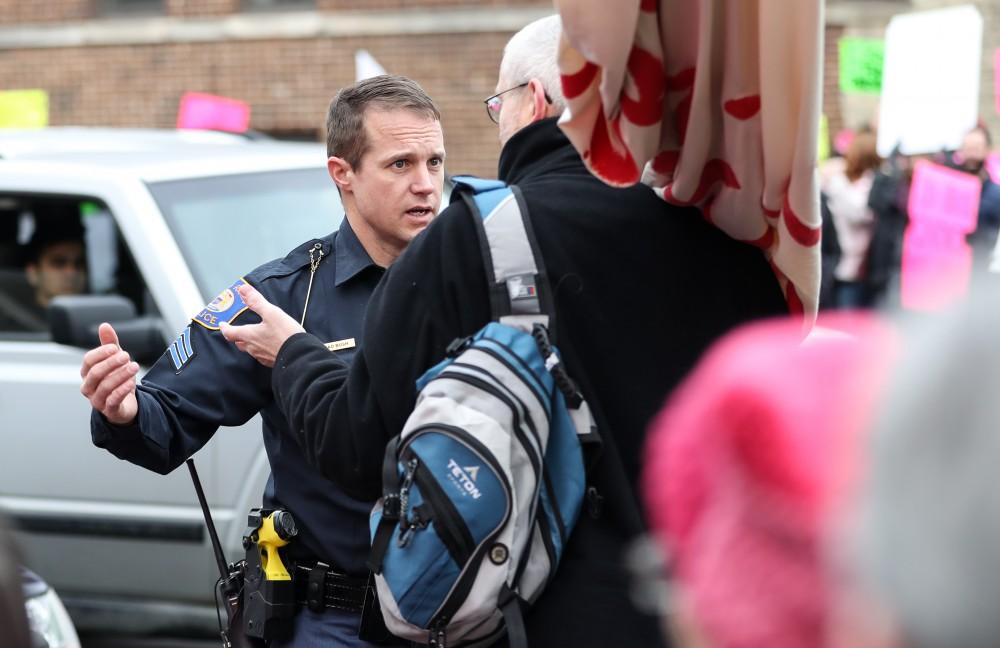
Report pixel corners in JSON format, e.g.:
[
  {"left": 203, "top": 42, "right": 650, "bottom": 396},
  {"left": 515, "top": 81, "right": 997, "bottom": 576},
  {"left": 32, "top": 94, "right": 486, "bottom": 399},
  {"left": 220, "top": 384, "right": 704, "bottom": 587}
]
[
  {"left": 451, "top": 175, "right": 601, "bottom": 450},
  {"left": 368, "top": 435, "right": 402, "bottom": 574},
  {"left": 451, "top": 176, "right": 555, "bottom": 334}
]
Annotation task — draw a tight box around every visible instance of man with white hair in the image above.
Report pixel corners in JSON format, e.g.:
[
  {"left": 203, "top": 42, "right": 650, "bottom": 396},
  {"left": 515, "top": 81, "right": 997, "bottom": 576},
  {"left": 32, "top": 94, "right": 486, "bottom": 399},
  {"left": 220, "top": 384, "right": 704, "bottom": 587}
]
[{"left": 223, "top": 14, "right": 787, "bottom": 646}]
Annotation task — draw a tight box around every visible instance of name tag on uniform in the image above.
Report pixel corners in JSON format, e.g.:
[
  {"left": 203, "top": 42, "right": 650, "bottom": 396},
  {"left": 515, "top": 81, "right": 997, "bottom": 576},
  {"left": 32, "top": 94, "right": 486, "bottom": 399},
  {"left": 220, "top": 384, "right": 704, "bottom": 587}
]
[{"left": 325, "top": 338, "right": 356, "bottom": 352}]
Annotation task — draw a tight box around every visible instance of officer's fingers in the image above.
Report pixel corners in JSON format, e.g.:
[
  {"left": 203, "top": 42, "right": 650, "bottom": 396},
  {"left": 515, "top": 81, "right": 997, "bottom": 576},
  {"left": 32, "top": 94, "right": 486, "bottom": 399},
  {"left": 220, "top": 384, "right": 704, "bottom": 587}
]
[
  {"left": 236, "top": 284, "right": 271, "bottom": 316},
  {"left": 219, "top": 320, "right": 249, "bottom": 345},
  {"left": 80, "top": 350, "right": 131, "bottom": 398},
  {"left": 98, "top": 323, "right": 120, "bottom": 348},
  {"left": 80, "top": 344, "right": 120, "bottom": 379},
  {"left": 104, "top": 376, "right": 139, "bottom": 412},
  {"left": 90, "top": 362, "right": 139, "bottom": 411}
]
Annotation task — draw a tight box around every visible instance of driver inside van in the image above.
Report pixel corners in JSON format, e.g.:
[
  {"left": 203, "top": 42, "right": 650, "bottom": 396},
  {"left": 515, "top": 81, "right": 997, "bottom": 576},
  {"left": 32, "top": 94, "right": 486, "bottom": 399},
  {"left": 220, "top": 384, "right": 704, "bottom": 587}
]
[{"left": 0, "top": 216, "right": 87, "bottom": 332}]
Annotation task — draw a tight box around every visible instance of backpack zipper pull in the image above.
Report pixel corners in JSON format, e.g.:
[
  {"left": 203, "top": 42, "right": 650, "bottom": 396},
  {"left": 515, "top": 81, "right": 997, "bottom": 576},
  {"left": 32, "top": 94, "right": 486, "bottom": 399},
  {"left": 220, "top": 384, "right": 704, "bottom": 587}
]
[
  {"left": 429, "top": 624, "right": 447, "bottom": 647},
  {"left": 397, "top": 457, "right": 418, "bottom": 546}
]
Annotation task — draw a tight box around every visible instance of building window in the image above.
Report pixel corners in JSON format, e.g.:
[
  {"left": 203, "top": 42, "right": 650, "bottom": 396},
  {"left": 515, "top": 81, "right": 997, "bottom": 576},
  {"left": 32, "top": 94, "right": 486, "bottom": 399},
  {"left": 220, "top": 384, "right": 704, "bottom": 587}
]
[
  {"left": 242, "top": 0, "right": 314, "bottom": 11},
  {"left": 99, "top": 0, "right": 164, "bottom": 15}
]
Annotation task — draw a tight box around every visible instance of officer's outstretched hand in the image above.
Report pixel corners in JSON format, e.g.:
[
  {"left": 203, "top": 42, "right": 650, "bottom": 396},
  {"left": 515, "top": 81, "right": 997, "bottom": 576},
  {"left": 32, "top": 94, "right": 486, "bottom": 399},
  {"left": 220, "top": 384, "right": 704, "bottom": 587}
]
[
  {"left": 80, "top": 323, "right": 140, "bottom": 426},
  {"left": 220, "top": 284, "right": 305, "bottom": 368}
]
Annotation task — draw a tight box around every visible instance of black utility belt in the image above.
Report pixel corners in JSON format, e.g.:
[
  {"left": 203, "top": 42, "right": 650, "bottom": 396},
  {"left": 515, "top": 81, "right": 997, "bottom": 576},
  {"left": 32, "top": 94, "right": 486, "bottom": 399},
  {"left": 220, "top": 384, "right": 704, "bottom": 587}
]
[{"left": 292, "top": 561, "right": 369, "bottom": 614}]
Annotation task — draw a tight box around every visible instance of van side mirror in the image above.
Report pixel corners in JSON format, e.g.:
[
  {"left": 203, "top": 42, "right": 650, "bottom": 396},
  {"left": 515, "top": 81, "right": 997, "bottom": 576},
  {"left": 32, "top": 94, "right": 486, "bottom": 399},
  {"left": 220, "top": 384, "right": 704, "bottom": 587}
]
[{"left": 48, "top": 295, "right": 168, "bottom": 366}]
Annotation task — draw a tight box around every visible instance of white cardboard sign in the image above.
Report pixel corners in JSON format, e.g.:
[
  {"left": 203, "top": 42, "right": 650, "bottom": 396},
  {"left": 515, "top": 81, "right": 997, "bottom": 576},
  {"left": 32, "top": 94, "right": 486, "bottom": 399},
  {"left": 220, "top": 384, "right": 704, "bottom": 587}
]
[{"left": 877, "top": 5, "right": 982, "bottom": 157}]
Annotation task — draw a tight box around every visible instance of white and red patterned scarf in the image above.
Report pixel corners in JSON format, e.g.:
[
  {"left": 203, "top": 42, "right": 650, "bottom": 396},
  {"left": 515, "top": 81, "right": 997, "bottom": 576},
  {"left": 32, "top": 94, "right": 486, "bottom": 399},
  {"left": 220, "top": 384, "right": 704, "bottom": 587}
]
[{"left": 555, "top": 0, "right": 824, "bottom": 324}]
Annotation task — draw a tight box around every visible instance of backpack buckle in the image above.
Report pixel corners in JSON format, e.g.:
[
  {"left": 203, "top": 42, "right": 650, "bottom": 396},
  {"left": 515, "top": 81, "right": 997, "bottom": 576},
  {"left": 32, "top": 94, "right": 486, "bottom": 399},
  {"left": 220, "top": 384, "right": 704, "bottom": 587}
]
[
  {"left": 445, "top": 335, "right": 472, "bottom": 357},
  {"left": 382, "top": 494, "right": 401, "bottom": 520}
]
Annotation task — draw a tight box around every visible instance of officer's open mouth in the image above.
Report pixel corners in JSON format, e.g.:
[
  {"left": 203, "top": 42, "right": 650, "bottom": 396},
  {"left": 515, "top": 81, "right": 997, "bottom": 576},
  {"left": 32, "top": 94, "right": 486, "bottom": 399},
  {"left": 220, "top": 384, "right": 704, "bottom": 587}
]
[{"left": 406, "top": 207, "right": 433, "bottom": 218}]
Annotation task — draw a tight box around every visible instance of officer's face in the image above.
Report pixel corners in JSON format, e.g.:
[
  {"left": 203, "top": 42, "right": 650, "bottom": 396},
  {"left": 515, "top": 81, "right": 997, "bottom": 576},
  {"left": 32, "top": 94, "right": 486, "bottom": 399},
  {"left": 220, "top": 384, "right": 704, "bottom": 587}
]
[{"left": 339, "top": 108, "right": 445, "bottom": 263}]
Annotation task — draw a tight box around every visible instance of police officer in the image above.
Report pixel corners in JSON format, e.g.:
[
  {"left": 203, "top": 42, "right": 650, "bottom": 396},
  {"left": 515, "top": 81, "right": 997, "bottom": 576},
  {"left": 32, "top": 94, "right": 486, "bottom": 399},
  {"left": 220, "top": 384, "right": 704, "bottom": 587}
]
[{"left": 78, "top": 75, "right": 446, "bottom": 647}]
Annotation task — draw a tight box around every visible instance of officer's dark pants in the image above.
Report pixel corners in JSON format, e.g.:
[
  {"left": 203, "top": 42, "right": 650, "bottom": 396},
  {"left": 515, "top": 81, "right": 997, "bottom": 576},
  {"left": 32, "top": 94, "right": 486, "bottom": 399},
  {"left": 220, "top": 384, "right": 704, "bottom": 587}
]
[{"left": 269, "top": 607, "right": 403, "bottom": 648}]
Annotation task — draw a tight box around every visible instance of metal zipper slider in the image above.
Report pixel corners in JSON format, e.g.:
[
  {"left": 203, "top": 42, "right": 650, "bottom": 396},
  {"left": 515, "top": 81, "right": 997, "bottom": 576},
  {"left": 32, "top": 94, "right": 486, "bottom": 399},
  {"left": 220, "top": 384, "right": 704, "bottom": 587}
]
[
  {"left": 398, "top": 457, "right": 418, "bottom": 517},
  {"left": 429, "top": 624, "right": 447, "bottom": 647},
  {"left": 300, "top": 242, "right": 325, "bottom": 326}
]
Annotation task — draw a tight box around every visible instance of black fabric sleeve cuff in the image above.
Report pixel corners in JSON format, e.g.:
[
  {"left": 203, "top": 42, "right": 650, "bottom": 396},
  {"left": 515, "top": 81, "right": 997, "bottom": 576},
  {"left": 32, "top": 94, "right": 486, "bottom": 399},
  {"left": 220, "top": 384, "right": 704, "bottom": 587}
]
[{"left": 90, "top": 408, "right": 141, "bottom": 447}]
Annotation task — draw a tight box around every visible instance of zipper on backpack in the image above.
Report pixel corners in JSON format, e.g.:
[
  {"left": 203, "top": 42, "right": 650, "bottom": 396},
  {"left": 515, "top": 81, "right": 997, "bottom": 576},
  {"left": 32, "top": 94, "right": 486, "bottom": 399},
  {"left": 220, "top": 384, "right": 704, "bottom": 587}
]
[
  {"left": 405, "top": 457, "right": 476, "bottom": 563},
  {"left": 429, "top": 623, "right": 447, "bottom": 647},
  {"left": 397, "top": 456, "right": 419, "bottom": 541},
  {"left": 401, "top": 425, "right": 514, "bottom": 631}
]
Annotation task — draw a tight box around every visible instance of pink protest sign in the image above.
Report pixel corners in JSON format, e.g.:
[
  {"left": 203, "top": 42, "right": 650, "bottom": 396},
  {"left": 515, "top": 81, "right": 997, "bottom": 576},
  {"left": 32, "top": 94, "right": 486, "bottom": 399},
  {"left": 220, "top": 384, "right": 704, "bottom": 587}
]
[
  {"left": 906, "top": 159, "right": 981, "bottom": 232},
  {"left": 900, "top": 222, "right": 973, "bottom": 311},
  {"left": 176, "top": 92, "right": 250, "bottom": 133},
  {"left": 833, "top": 129, "right": 855, "bottom": 156}
]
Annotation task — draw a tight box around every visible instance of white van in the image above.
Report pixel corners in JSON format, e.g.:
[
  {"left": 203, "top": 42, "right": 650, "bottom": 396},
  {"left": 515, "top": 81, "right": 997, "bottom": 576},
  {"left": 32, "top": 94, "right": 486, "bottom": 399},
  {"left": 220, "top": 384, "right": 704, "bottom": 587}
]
[{"left": 0, "top": 128, "right": 346, "bottom": 635}]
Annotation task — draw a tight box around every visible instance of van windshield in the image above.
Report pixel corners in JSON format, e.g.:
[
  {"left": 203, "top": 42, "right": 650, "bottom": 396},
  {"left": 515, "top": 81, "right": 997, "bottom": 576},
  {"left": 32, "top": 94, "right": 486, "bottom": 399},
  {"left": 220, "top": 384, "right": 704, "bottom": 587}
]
[{"left": 148, "top": 168, "right": 344, "bottom": 299}]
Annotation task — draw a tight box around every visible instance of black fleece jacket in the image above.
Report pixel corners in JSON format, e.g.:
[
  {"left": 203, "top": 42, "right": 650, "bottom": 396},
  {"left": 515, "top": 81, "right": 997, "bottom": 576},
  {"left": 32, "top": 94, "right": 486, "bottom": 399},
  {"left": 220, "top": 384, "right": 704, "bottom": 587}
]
[{"left": 272, "top": 118, "right": 787, "bottom": 646}]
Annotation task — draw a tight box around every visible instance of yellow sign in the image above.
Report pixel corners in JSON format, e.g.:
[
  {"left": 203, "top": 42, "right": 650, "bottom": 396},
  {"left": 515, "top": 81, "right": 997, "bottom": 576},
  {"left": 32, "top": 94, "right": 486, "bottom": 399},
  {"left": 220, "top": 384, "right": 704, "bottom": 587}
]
[
  {"left": 818, "top": 114, "right": 830, "bottom": 162},
  {"left": 0, "top": 89, "right": 49, "bottom": 129}
]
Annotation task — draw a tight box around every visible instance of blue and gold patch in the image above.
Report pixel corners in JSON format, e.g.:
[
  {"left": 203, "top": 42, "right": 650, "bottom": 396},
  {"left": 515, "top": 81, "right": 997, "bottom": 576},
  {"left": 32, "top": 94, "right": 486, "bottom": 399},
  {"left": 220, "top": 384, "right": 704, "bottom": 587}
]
[
  {"left": 193, "top": 278, "right": 250, "bottom": 330},
  {"left": 168, "top": 326, "right": 195, "bottom": 372}
]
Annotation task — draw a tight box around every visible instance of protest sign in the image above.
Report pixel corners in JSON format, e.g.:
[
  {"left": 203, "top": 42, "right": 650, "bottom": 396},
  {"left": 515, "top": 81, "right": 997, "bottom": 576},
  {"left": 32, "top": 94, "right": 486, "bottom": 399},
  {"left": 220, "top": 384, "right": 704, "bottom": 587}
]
[
  {"left": 839, "top": 38, "right": 884, "bottom": 94},
  {"left": 901, "top": 223, "right": 973, "bottom": 310},
  {"left": 907, "top": 160, "right": 981, "bottom": 232},
  {"left": 902, "top": 160, "right": 980, "bottom": 309},
  {"left": 0, "top": 89, "right": 48, "bottom": 128},
  {"left": 818, "top": 114, "right": 830, "bottom": 162},
  {"left": 877, "top": 5, "right": 982, "bottom": 157},
  {"left": 177, "top": 92, "right": 250, "bottom": 132}
]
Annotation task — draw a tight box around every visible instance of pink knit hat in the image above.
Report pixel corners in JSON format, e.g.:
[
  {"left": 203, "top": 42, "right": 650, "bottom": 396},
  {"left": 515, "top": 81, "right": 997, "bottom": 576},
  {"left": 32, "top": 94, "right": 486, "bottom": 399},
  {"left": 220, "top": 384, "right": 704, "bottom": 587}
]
[{"left": 643, "top": 315, "right": 898, "bottom": 648}]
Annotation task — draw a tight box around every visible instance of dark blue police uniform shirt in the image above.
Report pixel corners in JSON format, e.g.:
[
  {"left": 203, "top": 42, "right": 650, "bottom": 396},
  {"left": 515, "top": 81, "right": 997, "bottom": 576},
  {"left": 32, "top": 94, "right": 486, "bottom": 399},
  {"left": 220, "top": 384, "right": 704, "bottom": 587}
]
[{"left": 92, "top": 217, "right": 384, "bottom": 574}]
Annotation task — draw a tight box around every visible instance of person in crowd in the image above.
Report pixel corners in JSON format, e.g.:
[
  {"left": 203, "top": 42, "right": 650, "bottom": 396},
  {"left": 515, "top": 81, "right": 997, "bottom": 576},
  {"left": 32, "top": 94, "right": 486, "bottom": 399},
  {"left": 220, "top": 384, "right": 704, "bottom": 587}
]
[
  {"left": 78, "top": 75, "right": 445, "bottom": 647},
  {"left": 951, "top": 125, "right": 1000, "bottom": 272},
  {"left": 819, "top": 194, "right": 842, "bottom": 310},
  {"left": 220, "top": 14, "right": 789, "bottom": 647},
  {"left": 864, "top": 146, "right": 911, "bottom": 308},
  {"left": 641, "top": 315, "right": 896, "bottom": 648},
  {"left": 822, "top": 131, "right": 882, "bottom": 309}
]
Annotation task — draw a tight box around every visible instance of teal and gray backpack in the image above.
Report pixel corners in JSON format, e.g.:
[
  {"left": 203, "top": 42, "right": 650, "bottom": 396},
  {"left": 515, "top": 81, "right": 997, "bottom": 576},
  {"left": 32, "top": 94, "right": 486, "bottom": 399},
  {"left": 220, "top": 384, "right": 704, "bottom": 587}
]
[{"left": 367, "top": 176, "right": 599, "bottom": 647}]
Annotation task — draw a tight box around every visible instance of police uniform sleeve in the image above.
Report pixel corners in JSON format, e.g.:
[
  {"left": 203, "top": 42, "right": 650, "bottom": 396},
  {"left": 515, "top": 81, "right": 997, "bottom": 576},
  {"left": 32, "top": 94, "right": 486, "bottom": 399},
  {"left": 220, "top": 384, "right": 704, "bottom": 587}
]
[
  {"left": 91, "top": 279, "right": 272, "bottom": 475},
  {"left": 272, "top": 203, "right": 490, "bottom": 500}
]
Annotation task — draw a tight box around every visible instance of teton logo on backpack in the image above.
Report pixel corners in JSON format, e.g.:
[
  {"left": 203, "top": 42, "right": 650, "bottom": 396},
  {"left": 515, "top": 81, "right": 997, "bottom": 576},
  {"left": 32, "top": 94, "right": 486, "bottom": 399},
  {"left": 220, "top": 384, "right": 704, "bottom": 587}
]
[{"left": 366, "top": 177, "right": 599, "bottom": 647}]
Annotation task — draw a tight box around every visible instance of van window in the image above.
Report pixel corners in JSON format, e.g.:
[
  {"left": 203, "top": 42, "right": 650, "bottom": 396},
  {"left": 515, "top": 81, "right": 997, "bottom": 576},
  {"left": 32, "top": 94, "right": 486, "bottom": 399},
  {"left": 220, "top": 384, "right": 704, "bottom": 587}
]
[
  {"left": 0, "top": 194, "right": 150, "bottom": 340},
  {"left": 147, "top": 168, "right": 343, "bottom": 299}
]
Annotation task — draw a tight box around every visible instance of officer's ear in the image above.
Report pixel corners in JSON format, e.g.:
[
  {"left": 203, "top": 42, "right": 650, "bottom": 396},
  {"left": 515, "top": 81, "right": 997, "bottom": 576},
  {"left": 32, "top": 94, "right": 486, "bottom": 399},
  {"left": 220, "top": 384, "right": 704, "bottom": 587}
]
[{"left": 327, "top": 156, "right": 353, "bottom": 194}]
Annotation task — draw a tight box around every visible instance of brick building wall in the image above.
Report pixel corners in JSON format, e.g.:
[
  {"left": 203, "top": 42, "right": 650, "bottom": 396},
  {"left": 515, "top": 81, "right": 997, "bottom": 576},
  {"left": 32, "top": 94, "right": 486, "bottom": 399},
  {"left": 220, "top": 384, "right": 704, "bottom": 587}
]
[
  {"left": 167, "top": 0, "right": 241, "bottom": 18},
  {"left": 10, "top": 2, "right": 964, "bottom": 176},
  {"left": 0, "top": 31, "right": 511, "bottom": 176},
  {"left": 0, "top": 4, "right": 548, "bottom": 177},
  {"left": 0, "top": 0, "right": 93, "bottom": 25},
  {"left": 823, "top": 23, "right": 847, "bottom": 145}
]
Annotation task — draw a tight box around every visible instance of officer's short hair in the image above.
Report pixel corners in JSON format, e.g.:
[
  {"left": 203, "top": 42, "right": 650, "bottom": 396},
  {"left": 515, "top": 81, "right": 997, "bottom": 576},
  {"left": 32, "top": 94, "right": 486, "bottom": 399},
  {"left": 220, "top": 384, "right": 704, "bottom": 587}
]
[{"left": 326, "top": 75, "right": 441, "bottom": 169}]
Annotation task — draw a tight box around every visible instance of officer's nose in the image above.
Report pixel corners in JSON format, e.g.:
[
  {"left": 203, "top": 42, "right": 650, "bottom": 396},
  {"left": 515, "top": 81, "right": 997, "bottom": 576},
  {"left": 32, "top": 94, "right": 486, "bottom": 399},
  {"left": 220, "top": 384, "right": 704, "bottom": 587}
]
[{"left": 411, "top": 165, "right": 435, "bottom": 196}]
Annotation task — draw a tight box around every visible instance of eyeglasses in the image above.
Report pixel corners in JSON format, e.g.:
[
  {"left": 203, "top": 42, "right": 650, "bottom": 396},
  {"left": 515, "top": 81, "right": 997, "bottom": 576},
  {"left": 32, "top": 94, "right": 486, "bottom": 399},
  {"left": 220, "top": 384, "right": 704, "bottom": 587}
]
[{"left": 484, "top": 83, "right": 552, "bottom": 124}]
